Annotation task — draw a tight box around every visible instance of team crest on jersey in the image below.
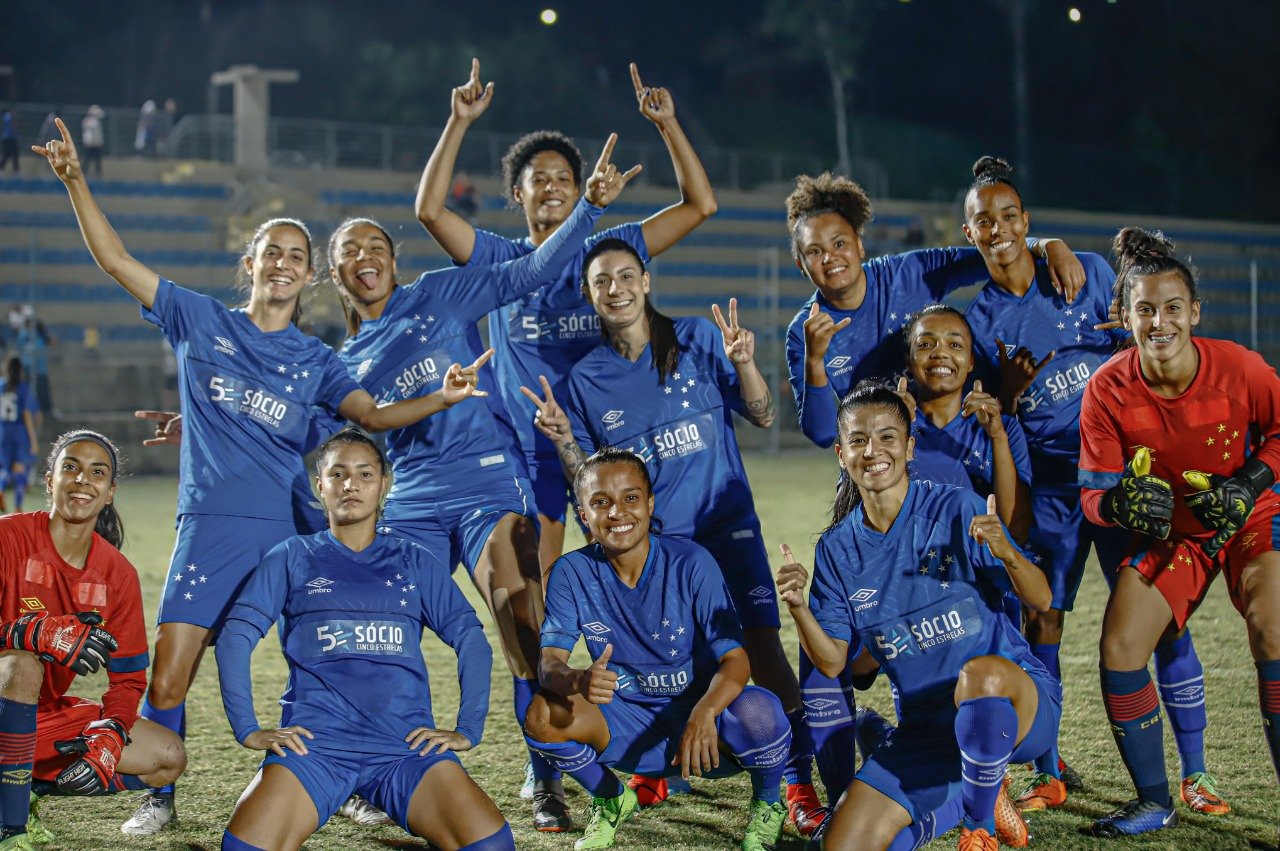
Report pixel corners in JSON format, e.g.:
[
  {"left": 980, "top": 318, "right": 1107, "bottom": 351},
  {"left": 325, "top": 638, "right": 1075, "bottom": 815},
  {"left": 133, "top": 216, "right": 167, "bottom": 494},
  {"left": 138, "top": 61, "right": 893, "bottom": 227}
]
[
  {"left": 213, "top": 336, "right": 237, "bottom": 356},
  {"left": 19, "top": 597, "right": 44, "bottom": 612}
]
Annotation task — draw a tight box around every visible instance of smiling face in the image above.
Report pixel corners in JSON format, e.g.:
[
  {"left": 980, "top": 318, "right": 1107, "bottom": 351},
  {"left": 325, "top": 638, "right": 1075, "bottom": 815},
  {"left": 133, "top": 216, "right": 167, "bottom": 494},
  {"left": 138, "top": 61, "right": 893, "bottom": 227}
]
[
  {"left": 793, "top": 212, "right": 867, "bottom": 302},
  {"left": 584, "top": 249, "right": 650, "bottom": 333},
  {"left": 316, "top": 440, "right": 388, "bottom": 528},
  {"left": 46, "top": 441, "right": 115, "bottom": 527},
  {"left": 330, "top": 222, "right": 398, "bottom": 309},
  {"left": 907, "top": 311, "right": 974, "bottom": 399},
  {"left": 513, "top": 149, "right": 581, "bottom": 230},
  {"left": 244, "top": 224, "right": 312, "bottom": 311},
  {"left": 1123, "top": 270, "right": 1201, "bottom": 369},
  {"left": 963, "top": 184, "right": 1030, "bottom": 268},
  {"left": 576, "top": 461, "right": 654, "bottom": 556},
  {"left": 835, "top": 405, "right": 914, "bottom": 499}
]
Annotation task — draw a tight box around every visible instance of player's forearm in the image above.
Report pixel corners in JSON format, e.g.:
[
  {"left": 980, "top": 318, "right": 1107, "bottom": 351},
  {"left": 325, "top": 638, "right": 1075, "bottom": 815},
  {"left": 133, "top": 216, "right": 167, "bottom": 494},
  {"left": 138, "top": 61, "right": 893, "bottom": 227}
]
[
  {"left": 787, "top": 604, "right": 848, "bottom": 678},
  {"left": 537, "top": 654, "right": 587, "bottom": 698},
  {"left": 989, "top": 434, "right": 1027, "bottom": 542},
  {"left": 690, "top": 649, "right": 749, "bottom": 721},
  {"left": 998, "top": 549, "right": 1052, "bottom": 613},
  {"left": 101, "top": 670, "right": 147, "bottom": 732},
  {"left": 555, "top": 438, "right": 589, "bottom": 484},
  {"left": 640, "top": 118, "right": 717, "bottom": 255},
  {"left": 64, "top": 179, "right": 159, "bottom": 308},
  {"left": 506, "top": 198, "right": 603, "bottom": 295},
  {"left": 452, "top": 625, "right": 493, "bottom": 747},
  {"left": 415, "top": 116, "right": 478, "bottom": 263},
  {"left": 1080, "top": 487, "right": 1111, "bottom": 527},
  {"left": 214, "top": 620, "right": 265, "bottom": 743},
  {"left": 736, "top": 360, "right": 775, "bottom": 429},
  {"left": 344, "top": 388, "right": 451, "bottom": 433}
]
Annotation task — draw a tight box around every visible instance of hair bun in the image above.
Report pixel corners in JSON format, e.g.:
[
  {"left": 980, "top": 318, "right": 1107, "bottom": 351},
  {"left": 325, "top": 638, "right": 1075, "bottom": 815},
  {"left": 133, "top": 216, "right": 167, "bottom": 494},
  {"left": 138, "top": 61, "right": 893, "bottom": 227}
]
[
  {"left": 1113, "top": 227, "right": 1175, "bottom": 263},
  {"left": 972, "top": 155, "right": 1013, "bottom": 182}
]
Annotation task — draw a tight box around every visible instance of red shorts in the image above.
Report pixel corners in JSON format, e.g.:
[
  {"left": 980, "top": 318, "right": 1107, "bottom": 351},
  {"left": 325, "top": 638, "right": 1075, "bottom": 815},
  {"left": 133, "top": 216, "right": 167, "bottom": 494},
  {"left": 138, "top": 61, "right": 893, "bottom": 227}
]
[
  {"left": 32, "top": 696, "right": 103, "bottom": 781},
  {"left": 1124, "top": 497, "right": 1280, "bottom": 629}
]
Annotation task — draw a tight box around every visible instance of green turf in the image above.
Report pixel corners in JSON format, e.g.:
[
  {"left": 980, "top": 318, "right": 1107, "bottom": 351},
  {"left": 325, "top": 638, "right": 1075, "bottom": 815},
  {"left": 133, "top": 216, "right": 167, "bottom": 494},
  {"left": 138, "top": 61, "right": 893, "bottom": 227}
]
[{"left": 35, "top": 453, "right": 1278, "bottom": 849}]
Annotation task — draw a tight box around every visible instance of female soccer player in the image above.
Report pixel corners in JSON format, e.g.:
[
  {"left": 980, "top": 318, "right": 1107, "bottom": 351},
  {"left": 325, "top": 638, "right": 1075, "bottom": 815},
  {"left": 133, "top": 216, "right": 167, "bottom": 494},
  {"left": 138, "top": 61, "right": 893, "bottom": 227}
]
[
  {"left": 0, "top": 356, "right": 38, "bottom": 513},
  {"left": 961, "top": 157, "right": 1222, "bottom": 813},
  {"left": 778, "top": 382, "right": 1057, "bottom": 851},
  {"left": 416, "top": 59, "right": 716, "bottom": 572},
  {"left": 524, "top": 239, "right": 822, "bottom": 830},
  {"left": 0, "top": 430, "right": 185, "bottom": 850},
  {"left": 34, "top": 117, "right": 489, "bottom": 835},
  {"left": 327, "top": 135, "right": 635, "bottom": 832},
  {"left": 216, "top": 430, "right": 510, "bottom": 851},
  {"left": 524, "top": 447, "right": 791, "bottom": 851},
  {"left": 1078, "top": 228, "right": 1280, "bottom": 837}
]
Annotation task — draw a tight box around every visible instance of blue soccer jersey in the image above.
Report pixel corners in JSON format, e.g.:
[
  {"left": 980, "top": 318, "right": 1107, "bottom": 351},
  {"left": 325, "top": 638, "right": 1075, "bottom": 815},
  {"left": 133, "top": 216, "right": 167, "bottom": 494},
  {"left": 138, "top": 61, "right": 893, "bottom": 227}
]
[
  {"left": 563, "top": 316, "right": 755, "bottom": 538},
  {"left": 468, "top": 221, "right": 649, "bottom": 464},
  {"left": 785, "top": 248, "right": 993, "bottom": 448},
  {"left": 142, "top": 279, "right": 361, "bottom": 521},
  {"left": 0, "top": 380, "right": 35, "bottom": 431},
  {"left": 910, "top": 410, "right": 1032, "bottom": 495},
  {"left": 542, "top": 534, "right": 744, "bottom": 710},
  {"left": 335, "top": 197, "right": 604, "bottom": 513},
  {"left": 218, "top": 531, "right": 491, "bottom": 753},
  {"left": 965, "top": 253, "right": 1124, "bottom": 488},
  {"left": 809, "top": 480, "right": 1044, "bottom": 714}
]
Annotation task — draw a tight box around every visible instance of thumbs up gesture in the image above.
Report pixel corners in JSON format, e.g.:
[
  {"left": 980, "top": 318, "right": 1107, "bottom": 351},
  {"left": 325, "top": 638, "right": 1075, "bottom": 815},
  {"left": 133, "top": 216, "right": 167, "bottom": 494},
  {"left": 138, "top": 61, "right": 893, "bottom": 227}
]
[
  {"left": 581, "top": 643, "right": 619, "bottom": 704},
  {"left": 961, "top": 379, "right": 1005, "bottom": 439},
  {"left": 969, "top": 493, "right": 1015, "bottom": 561}
]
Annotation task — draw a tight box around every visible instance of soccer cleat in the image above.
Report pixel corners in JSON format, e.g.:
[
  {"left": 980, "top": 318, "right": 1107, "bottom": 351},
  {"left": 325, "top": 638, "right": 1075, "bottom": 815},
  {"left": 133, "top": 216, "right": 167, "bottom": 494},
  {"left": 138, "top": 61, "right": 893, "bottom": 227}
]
[
  {"left": 26, "top": 794, "right": 53, "bottom": 845},
  {"left": 625, "top": 774, "right": 690, "bottom": 807},
  {"left": 1180, "top": 772, "right": 1230, "bottom": 815},
  {"left": 1014, "top": 772, "right": 1067, "bottom": 810},
  {"left": 337, "top": 794, "right": 393, "bottom": 826},
  {"left": 993, "top": 782, "right": 1029, "bottom": 848},
  {"left": 785, "top": 782, "right": 827, "bottom": 836},
  {"left": 575, "top": 786, "right": 638, "bottom": 851},
  {"left": 741, "top": 798, "right": 787, "bottom": 851},
  {"left": 0, "top": 834, "right": 38, "bottom": 851},
  {"left": 533, "top": 787, "right": 573, "bottom": 832},
  {"left": 120, "top": 794, "right": 176, "bottom": 836},
  {"left": 520, "top": 760, "right": 536, "bottom": 800},
  {"left": 1088, "top": 798, "right": 1178, "bottom": 837},
  {"left": 957, "top": 826, "right": 999, "bottom": 851},
  {"left": 1057, "top": 757, "right": 1084, "bottom": 792}
]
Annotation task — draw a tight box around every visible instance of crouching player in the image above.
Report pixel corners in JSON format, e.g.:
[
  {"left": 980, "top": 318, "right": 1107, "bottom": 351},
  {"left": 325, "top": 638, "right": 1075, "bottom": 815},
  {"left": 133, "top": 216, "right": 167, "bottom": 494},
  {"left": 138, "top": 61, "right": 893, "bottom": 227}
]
[
  {"left": 524, "top": 448, "right": 792, "bottom": 851},
  {"left": 0, "top": 430, "right": 185, "bottom": 850},
  {"left": 778, "top": 383, "right": 1058, "bottom": 851},
  {"left": 215, "top": 431, "right": 511, "bottom": 851}
]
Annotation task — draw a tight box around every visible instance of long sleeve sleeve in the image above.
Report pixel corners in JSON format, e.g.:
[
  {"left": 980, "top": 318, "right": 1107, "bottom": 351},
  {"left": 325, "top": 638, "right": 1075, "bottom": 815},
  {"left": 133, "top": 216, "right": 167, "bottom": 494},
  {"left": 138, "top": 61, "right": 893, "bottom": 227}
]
[{"left": 214, "top": 619, "right": 266, "bottom": 744}]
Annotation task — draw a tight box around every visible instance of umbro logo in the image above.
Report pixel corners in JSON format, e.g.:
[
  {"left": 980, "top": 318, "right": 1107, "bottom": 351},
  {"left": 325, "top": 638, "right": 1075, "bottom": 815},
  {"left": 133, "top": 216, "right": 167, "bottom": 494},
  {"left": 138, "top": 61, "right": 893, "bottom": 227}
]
[
  {"left": 583, "top": 622, "right": 611, "bottom": 634},
  {"left": 357, "top": 359, "right": 375, "bottom": 378},
  {"left": 306, "top": 577, "right": 334, "bottom": 595},
  {"left": 827, "top": 356, "right": 851, "bottom": 369},
  {"left": 804, "top": 697, "right": 839, "bottom": 711},
  {"left": 213, "top": 336, "right": 237, "bottom": 356},
  {"left": 749, "top": 586, "right": 771, "bottom": 598},
  {"left": 20, "top": 597, "right": 44, "bottom": 611},
  {"left": 849, "top": 589, "right": 877, "bottom": 602},
  {"left": 602, "top": 410, "right": 624, "bottom": 423}
]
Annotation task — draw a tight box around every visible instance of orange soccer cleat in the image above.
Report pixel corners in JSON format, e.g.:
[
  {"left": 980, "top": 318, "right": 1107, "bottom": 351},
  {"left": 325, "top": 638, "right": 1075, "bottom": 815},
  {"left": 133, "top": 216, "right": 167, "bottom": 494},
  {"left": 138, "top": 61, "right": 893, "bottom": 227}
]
[
  {"left": 1180, "top": 772, "right": 1231, "bottom": 815},
  {"left": 1015, "top": 772, "right": 1068, "bottom": 810},
  {"left": 994, "top": 780, "right": 1030, "bottom": 847},
  {"left": 958, "top": 827, "right": 999, "bottom": 851}
]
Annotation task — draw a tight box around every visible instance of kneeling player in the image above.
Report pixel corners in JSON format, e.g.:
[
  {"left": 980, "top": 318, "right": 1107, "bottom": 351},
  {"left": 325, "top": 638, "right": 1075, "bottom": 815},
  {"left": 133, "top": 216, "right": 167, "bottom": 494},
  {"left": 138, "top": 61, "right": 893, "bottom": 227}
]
[
  {"left": 0, "top": 430, "right": 185, "bottom": 850},
  {"left": 215, "top": 431, "right": 511, "bottom": 851},
  {"left": 524, "top": 448, "right": 791, "bottom": 851}
]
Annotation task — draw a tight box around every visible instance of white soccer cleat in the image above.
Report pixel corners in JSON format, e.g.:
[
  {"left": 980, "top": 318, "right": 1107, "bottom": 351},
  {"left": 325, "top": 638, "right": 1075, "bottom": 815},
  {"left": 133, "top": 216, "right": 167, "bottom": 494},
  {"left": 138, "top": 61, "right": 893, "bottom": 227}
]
[
  {"left": 337, "top": 794, "right": 393, "bottom": 826},
  {"left": 120, "top": 794, "right": 176, "bottom": 836}
]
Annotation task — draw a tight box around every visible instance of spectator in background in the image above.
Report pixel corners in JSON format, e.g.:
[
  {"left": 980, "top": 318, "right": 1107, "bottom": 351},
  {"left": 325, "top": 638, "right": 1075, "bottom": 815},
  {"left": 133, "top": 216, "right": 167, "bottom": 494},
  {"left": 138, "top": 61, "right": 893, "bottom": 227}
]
[
  {"left": 0, "top": 109, "right": 18, "bottom": 173},
  {"left": 38, "top": 109, "right": 61, "bottom": 147},
  {"left": 446, "top": 171, "right": 480, "bottom": 223},
  {"left": 16, "top": 314, "right": 55, "bottom": 424},
  {"left": 134, "top": 100, "right": 157, "bottom": 157},
  {"left": 156, "top": 99, "right": 176, "bottom": 157},
  {"left": 81, "top": 105, "right": 105, "bottom": 177}
]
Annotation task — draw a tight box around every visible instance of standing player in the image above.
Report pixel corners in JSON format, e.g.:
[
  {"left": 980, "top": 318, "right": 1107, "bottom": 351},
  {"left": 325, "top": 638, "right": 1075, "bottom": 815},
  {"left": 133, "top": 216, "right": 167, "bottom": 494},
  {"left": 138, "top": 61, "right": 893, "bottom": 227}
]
[
  {"left": 0, "top": 431, "right": 185, "bottom": 850},
  {"left": 0, "top": 356, "right": 38, "bottom": 514},
  {"left": 525, "top": 447, "right": 790, "bottom": 851},
  {"left": 777, "top": 382, "right": 1056, "bottom": 851},
  {"left": 1079, "top": 228, "right": 1280, "bottom": 837},
  {"left": 216, "top": 430, "right": 511, "bottom": 851},
  {"left": 961, "top": 157, "right": 1222, "bottom": 811},
  {"left": 524, "top": 240, "right": 821, "bottom": 833},
  {"left": 327, "top": 136, "right": 636, "bottom": 832},
  {"left": 34, "top": 117, "right": 487, "bottom": 836}
]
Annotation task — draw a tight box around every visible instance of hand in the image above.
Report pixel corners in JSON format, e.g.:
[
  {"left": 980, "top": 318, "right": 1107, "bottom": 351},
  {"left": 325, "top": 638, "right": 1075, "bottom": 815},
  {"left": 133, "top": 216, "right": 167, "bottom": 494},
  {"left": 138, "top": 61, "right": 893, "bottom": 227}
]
[
  {"left": 630, "top": 62, "right": 676, "bottom": 125},
  {"left": 53, "top": 718, "right": 128, "bottom": 795},
  {"left": 893, "top": 376, "right": 918, "bottom": 424},
  {"left": 520, "top": 375, "right": 574, "bottom": 445},
  {"left": 995, "top": 337, "right": 1054, "bottom": 413},
  {"left": 1042, "top": 240, "right": 1085, "bottom": 303},
  {"left": 1102, "top": 446, "right": 1173, "bottom": 539},
  {"left": 451, "top": 58, "right": 494, "bottom": 124},
  {"left": 243, "top": 725, "right": 314, "bottom": 757},
  {"left": 583, "top": 133, "right": 642, "bottom": 208},
  {"left": 1183, "top": 460, "right": 1270, "bottom": 557},
  {"left": 405, "top": 726, "right": 473, "bottom": 755},
  {"left": 673, "top": 707, "right": 719, "bottom": 780},
  {"left": 31, "top": 117, "right": 82, "bottom": 183},
  {"left": 711, "top": 298, "right": 755, "bottom": 365},
  {"left": 1093, "top": 294, "right": 1123, "bottom": 332},
  {"left": 961, "top": 380, "right": 1004, "bottom": 438},
  {"left": 580, "top": 643, "right": 618, "bottom": 705},
  {"left": 775, "top": 543, "right": 809, "bottom": 609},
  {"left": 969, "top": 494, "right": 1015, "bottom": 561},
  {"left": 802, "top": 302, "right": 851, "bottom": 363},
  {"left": 135, "top": 410, "right": 183, "bottom": 446},
  {"left": 441, "top": 348, "right": 493, "bottom": 407},
  {"left": 0, "top": 611, "right": 117, "bottom": 676}
]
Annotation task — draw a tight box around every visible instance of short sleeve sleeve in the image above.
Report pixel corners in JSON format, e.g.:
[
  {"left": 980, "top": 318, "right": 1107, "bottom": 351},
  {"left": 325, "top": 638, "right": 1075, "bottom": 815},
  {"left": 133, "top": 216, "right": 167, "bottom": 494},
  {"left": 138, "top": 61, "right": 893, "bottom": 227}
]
[
  {"left": 466, "top": 229, "right": 527, "bottom": 268},
  {"left": 809, "top": 535, "right": 853, "bottom": 643},
  {"left": 1003, "top": 416, "right": 1033, "bottom": 485},
  {"left": 314, "top": 346, "right": 362, "bottom": 415},
  {"left": 564, "top": 376, "right": 598, "bottom": 454},
  {"left": 139, "top": 278, "right": 213, "bottom": 346},
  {"left": 541, "top": 555, "right": 583, "bottom": 652}
]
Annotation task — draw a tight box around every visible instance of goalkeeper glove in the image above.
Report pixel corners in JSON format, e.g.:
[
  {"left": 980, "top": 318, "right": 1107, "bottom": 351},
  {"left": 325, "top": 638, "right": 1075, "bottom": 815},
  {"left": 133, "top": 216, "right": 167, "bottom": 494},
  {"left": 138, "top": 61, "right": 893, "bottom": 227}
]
[
  {"left": 1101, "top": 446, "right": 1174, "bottom": 539},
  {"left": 0, "top": 611, "right": 117, "bottom": 676},
  {"left": 1183, "top": 457, "right": 1275, "bottom": 558},
  {"left": 53, "top": 717, "right": 129, "bottom": 795}
]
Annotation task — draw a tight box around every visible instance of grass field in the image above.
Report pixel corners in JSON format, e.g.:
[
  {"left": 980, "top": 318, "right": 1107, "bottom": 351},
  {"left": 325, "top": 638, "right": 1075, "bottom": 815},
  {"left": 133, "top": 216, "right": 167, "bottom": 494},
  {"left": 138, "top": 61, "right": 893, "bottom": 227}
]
[{"left": 36, "top": 452, "right": 1279, "bottom": 850}]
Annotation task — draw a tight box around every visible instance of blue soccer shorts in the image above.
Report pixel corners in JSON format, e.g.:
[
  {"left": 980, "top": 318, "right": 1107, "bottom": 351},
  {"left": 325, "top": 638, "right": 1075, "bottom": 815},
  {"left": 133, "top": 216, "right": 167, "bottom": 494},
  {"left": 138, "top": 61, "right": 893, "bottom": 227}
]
[{"left": 695, "top": 520, "right": 781, "bottom": 630}]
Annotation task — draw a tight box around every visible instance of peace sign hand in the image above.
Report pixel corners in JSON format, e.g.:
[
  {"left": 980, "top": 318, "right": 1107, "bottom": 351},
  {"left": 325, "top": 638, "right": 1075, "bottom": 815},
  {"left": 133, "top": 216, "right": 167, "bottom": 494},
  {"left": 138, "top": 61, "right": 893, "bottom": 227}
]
[
  {"left": 32, "top": 117, "right": 82, "bottom": 184},
  {"left": 995, "top": 338, "right": 1055, "bottom": 414},
  {"left": 520, "top": 375, "right": 574, "bottom": 445},
  {"left": 961, "top": 380, "right": 1004, "bottom": 438},
  {"left": 441, "top": 348, "right": 494, "bottom": 407},
  {"left": 451, "top": 58, "right": 494, "bottom": 124},
  {"left": 630, "top": 62, "right": 675, "bottom": 124},
  {"left": 775, "top": 543, "right": 810, "bottom": 609},
  {"left": 584, "top": 133, "right": 642, "bottom": 208},
  {"left": 711, "top": 298, "right": 755, "bottom": 365}
]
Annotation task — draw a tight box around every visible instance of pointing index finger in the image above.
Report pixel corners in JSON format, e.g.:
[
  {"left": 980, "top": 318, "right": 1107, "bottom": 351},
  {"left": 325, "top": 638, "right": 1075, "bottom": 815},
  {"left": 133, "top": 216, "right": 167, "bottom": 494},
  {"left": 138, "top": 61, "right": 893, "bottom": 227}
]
[
  {"left": 629, "top": 62, "right": 644, "bottom": 95},
  {"left": 55, "top": 116, "right": 72, "bottom": 144},
  {"left": 469, "top": 348, "right": 495, "bottom": 371},
  {"left": 594, "top": 133, "right": 618, "bottom": 175},
  {"left": 469, "top": 57, "right": 481, "bottom": 85},
  {"left": 710, "top": 303, "right": 730, "bottom": 335},
  {"left": 538, "top": 374, "right": 557, "bottom": 403},
  {"left": 729, "top": 297, "right": 738, "bottom": 330}
]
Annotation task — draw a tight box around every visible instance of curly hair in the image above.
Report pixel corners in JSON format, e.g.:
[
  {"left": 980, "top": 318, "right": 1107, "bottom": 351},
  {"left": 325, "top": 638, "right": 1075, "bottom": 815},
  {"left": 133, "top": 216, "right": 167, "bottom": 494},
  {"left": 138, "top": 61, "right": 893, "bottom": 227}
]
[
  {"left": 500, "top": 130, "right": 584, "bottom": 202},
  {"left": 785, "top": 172, "right": 873, "bottom": 259},
  {"left": 1113, "top": 226, "right": 1199, "bottom": 308}
]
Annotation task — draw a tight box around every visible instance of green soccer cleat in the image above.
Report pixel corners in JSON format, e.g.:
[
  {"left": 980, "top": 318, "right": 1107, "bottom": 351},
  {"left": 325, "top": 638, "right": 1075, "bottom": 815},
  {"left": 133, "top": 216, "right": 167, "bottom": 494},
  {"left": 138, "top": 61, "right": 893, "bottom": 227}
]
[
  {"left": 741, "top": 798, "right": 786, "bottom": 851},
  {"left": 25, "top": 794, "right": 53, "bottom": 846},
  {"left": 574, "top": 785, "right": 638, "bottom": 851},
  {"left": 0, "top": 833, "right": 40, "bottom": 851}
]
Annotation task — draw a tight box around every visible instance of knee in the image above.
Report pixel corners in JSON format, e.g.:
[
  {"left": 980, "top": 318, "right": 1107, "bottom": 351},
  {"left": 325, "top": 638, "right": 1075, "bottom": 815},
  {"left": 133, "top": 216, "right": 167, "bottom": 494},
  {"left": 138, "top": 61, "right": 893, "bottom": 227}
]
[
  {"left": 0, "top": 649, "right": 44, "bottom": 700},
  {"left": 522, "top": 695, "right": 560, "bottom": 743},
  {"left": 1246, "top": 600, "right": 1280, "bottom": 660},
  {"left": 1099, "top": 623, "right": 1153, "bottom": 670},
  {"left": 152, "top": 734, "right": 187, "bottom": 785},
  {"left": 146, "top": 667, "right": 190, "bottom": 708},
  {"left": 955, "top": 656, "right": 1014, "bottom": 701}
]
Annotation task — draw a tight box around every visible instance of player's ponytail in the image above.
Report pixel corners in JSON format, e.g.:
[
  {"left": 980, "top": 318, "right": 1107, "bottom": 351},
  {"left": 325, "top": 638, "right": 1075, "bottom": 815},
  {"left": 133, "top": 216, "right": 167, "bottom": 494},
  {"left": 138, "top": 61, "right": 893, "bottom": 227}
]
[
  {"left": 785, "top": 172, "right": 873, "bottom": 261},
  {"left": 1113, "top": 226, "right": 1200, "bottom": 309},
  {"left": 826, "top": 380, "right": 914, "bottom": 534},
  {"left": 45, "top": 429, "right": 125, "bottom": 550},
  {"left": 327, "top": 218, "right": 397, "bottom": 337},
  {"left": 582, "top": 239, "right": 682, "bottom": 384}
]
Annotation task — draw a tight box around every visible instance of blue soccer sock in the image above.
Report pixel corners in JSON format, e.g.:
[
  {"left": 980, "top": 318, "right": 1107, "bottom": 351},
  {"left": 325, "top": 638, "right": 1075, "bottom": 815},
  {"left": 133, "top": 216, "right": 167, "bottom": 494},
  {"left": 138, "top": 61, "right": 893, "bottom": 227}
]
[
  {"left": 887, "top": 795, "right": 964, "bottom": 850},
  {"left": 955, "top": 696, "right": 1017, "bottom": 833},
  {"left": 512, "top": 677, "right": 561, "bottom": 786},
  {"left": 109, "top": 774, "right": 151, "bottom": 792},
  {"left": 459, "top": 822, "right": 515, "bottom": 850},
  {"left": 720, "top": 686, "right": 790, "bottom": 806},
  {"left": 799, "top": 649, "right": 856, "bottom": 798},
  {"left": 140, "top": 697, "right": 183, "bottom": 796},
  {"left": 221, "top": 830, "right": 267, "bottom": 851},
  {"left": 783, "top": 708, "right": 814, "bottom": 787},
  {"left": 1256, "top": 659, "right": 1280, "bottom": 785},
  {"left": 1029, "top": 643, "right": 1064, "bottom": 776},
  {"left": 1101, "top": 667, "right": 1170, "bottom": 805},
  {"left": 525, "top": 737, "right": 622, "bottom": 799},
  {"left": 0, "top": 697, "right": 36, "bottom": 836},
  {"left": 1155, "top": 628, "right": 1207, "bottom": 778}
]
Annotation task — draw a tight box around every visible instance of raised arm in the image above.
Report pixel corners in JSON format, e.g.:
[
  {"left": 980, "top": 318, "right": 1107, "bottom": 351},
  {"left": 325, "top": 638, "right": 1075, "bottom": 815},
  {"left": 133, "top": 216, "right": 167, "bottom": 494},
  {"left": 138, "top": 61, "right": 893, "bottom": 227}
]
[
  {"left": 521, "top": 375, "right": 589, "bottom": 482},
  {"left": 415, "top": 58, "right": 494, "bottom": 263},
  {"left": 712, "top": 299, "right": 773, "bottom": 428},
  {"left": 338, "top": 349, "right": 493, "bottom": 432},
  {"left": 970, "top": 494, "right": 1051, "bottom": 613},
  {"left": 629, "top": 63, "right": 717, "bottom": 256},
  {"left": 775, "top": 544, "right": 850, "bottom": 678},
  {"left": 33, "top": 118, "right": 160, "bottom": 309},
  {"left": 962, "top": 380, "right": 1031, "bottom": 542}
]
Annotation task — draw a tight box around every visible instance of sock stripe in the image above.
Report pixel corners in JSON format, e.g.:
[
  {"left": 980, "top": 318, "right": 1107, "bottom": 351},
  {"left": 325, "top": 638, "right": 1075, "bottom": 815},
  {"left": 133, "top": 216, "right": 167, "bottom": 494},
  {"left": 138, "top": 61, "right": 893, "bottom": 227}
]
[
  {"left": 1104, "top": 683, "right": 1160, "bottom": 722},
  {"left": 0, "top": 732, "right": 36, "bottom": 748},
  {"left": 1260, "top": 680, "right": 1280, "bottom": 714}
]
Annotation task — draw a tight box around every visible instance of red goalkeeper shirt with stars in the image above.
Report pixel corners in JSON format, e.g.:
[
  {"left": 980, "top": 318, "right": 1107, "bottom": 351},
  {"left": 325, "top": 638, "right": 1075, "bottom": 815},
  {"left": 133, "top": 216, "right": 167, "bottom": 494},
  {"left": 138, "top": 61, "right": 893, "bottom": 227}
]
[
  {"left": 1079, "top": 337, "right": 1280, "bottom": 542},
  {"left": 0, "top": 512, "right": 149, "bottom": 729}
]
